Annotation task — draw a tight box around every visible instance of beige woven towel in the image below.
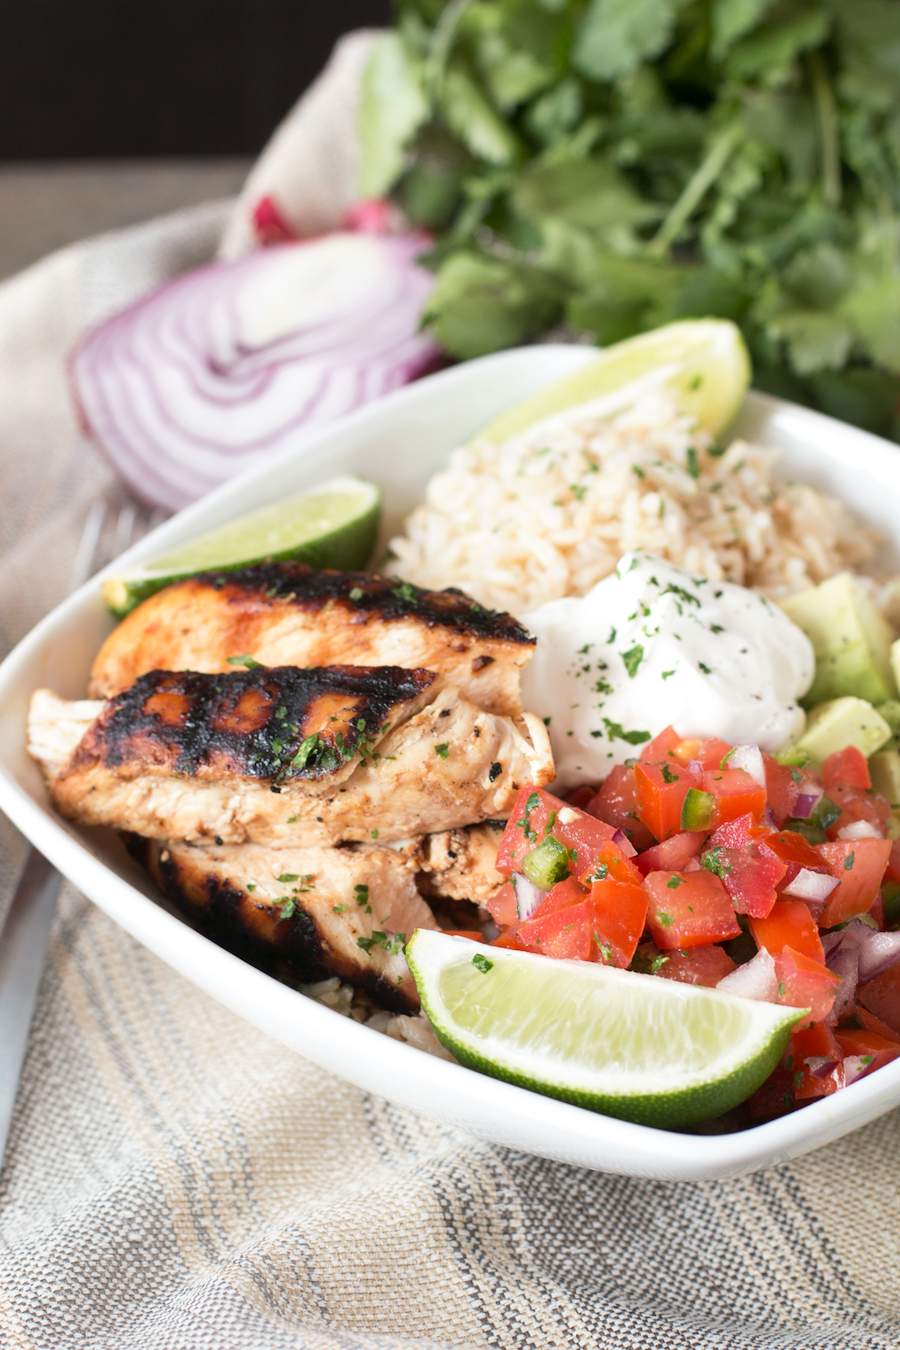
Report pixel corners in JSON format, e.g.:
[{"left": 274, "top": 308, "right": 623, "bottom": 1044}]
[{"left": 2, "top": 35, "right": 900, "bottom": 1350}]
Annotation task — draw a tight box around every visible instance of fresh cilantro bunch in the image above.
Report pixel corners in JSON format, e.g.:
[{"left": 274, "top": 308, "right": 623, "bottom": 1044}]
[{"left": 359, "top": 0, "right": 900, "bottom": 439}]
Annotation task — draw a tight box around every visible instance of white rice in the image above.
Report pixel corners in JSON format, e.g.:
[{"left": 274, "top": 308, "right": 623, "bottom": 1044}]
[{"left": 389, "top": 389, "right": 878, "bottom": 615}]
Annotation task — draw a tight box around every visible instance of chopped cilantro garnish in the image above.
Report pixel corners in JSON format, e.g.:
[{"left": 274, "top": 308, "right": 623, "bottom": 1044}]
[
  {"left": 701, "top": 848, "right": 732, "bottom": 879},
  {"left": 602, "top": 718, "right": 651, "bottom": 745},
  {"left": 434, "top": 742, "right": 450, "bottom": 758},
  {"left": 226, "top": 653, "right": 262, "bottom": 669},
  {"left": 685, "top": 446, "right": 700, "bottom": 479},
  {"left": 661, "top": 763, "right": 678, "bottom": 784},
  {"left": 621, "top": 644, "right": 645, "bottom": 679},
  {"left": 698, "top": 661, "right": 713, "bottom": 675},
  {"left": 277, "top": 899, "right": 296, "bottom": 921},
  {"left": 658, "top": 911, "right": 674, "bottom": 927},
  {"left": 472, "top": 953, "right": 493, "bottom": 974},
  {"left": 650, "top": 954, "right": 669, "bottom": 973},
  {"left": 392, "top": 581, "right": 417, "bottom": 603},
  {"left": 276, "top": 873, "right": 300, "bottom": 884},
  {"left": 349, "top": 587, "right": 364, "bottom": 601},
  {"left": 661, "top": 669, "right": 676, "bottom": 680},
  {"left": 844, "top": 851, "right": 856, "bottom": 871},
  {"left": 666, "top": 876, "right": 684, "bottom": 889},
  {"left": 332, "top": 903, "right": 348, "bottom": 914}
]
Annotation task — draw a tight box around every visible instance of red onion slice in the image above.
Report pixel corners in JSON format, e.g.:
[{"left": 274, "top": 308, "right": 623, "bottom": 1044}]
[
  {"left": 729, "top": 744, "right": 766, "bottom": 787},
  {"left": 512, "top": 873, "right": 543, "bottom": 922},
  {"left": 857, "top": 930, "right": 900, "bottom": 983},
  {"left": 717, "top": 949, "right": 778, "bottom": 1002},
  {"left": 843, "top": 1055, "right": 878, "bottom": 1086},
  {"left": 783, "top": 869, "right": 839, "bottom": 903},
  {"left": 611, "top": 828, "right": 637, "bottom": 858},
  {"left": 70, "top": 232, "right": 442, "bottom": 509}
]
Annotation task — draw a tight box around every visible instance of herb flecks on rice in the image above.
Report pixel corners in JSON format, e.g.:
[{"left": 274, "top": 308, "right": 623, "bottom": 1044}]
[{"left": 389, "top": 392, "right": 875, "bottom": 615}]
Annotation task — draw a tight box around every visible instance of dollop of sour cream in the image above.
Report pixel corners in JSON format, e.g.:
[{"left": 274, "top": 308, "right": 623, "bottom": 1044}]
[{"left": 522, "top": 552, "right": 815, "bottom": 788}]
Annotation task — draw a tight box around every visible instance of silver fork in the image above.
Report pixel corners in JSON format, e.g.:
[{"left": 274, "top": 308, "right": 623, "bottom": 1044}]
[{"left": 0, "top": 488, "right": 166, "bottom": 1167}]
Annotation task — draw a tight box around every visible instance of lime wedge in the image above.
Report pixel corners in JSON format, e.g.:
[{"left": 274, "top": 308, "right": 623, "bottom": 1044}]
[
  {"left": 103, "top": 476, "right": 381, "bottom": 617},
  {"left": 406, "top": 930, "right": 802, "bottom": 1129},
  {"left": 480, "top": 319, "right": 751, "bottom": 445}
]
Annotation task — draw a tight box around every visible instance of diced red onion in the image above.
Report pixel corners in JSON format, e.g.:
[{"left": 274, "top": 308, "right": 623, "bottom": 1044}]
[
  {"left": 687, "top": 759, "right": 704, "bottom": 778},
  {"left": 512, "top": 873, "right": 543, "bottom": 922},
  {"left": 837, "top": 820, "right": 883, "bottom": 841},
  {"left": 857, "top": 930, "right": 900, "bottom": 983},
  {"left": 843, "top": 1055, "right": 876, "bottom": 1087},
  {"left": 70, "top": 231, "right": 442, "bottom": 509},
  {"left": 807, "top": 1056, "right": 840, "bottom": 1079},
  {"left": 611, "top": 828, "right": 637, "bottom": 858},
  {"left": 762, "top": 807, "right": 778, "bottom": 830},
  {"left": 826, "top": 946, "right": 859, "bottom": 1024},
  {"left": 717, "top": 949, "right": 778, "bottom": 1002},
  {"left": 783, "top": 869, "right": 839, "bottom": 903},
  {"left": 729, "top": 744, "right": 766, "bottom": 786},
  {"left": 793, "top": 788, "right": 823, "bottom": 819}
]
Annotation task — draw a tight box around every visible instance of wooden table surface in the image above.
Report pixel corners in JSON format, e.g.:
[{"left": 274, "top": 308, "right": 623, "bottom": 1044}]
[{"left": 0, "top": 159, "right": 250, "bottom": 280}]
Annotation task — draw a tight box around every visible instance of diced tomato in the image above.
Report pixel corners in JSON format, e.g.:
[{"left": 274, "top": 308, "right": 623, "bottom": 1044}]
[
  {"left": 644, "top": 870, "right": 741, "bottom": 950},
  {"left": 886, "top": 839, "right": 900, "bottom": 886},
  {"left": 776, "top": 947, "right": 841, "bottom": 1025},
  {"left": 763, "top": 754, "right": 799, "bottom": 827},
  {"left": 826, "top": 784, "right": 890, "bottom": 839},
  {"left": 857, "top": 964, "right": 900, "bottom": 1036},
  {"left": 515, "top": 899, "right": 594, "bottom": 961},
  {"left": 708, "top": 813, "right": 768, "bottom": 849},
  {"left": 701, "top": 767, "right": 767, "bottom": 826},
  {"left": 587, "top": 840, "right": 643, "bottom": 885},
  {"left": 486, "top": 881, "right": 518, "bottom": 927},
  {"left": 492, "top": 929, "right": 527, "bottom": 951},
  {"left": 791, "top": 1023, "right": 843, "bottom": 1100},
  {"left": 640, "top": 726, "right": 682, "bottom": 763},
  {"left": 530, "top": 877, "right": 586, "bottom": 919},
  {"left": 746, "top": 1064, "right": 797, "bottom": 1121},
  {"left": 589, "top": 879, "right": 648, "bottom": 968},
  {"left": 636, "top": 831, "right": 705, "bottom": 876},
  {"left": 444, "top": 929, "right": 484, "bottom": 941},
  {"left": 750, "top": 900, "right": 825, "bottom": 963},
  {"left": 585, "top": 766, "right": 654, "bottom": 851},
  {"left": 853, "top": 1004, "right": 900, "bottom": 1043},
  {"left": 672, "top": 736, "right": 733, "bottom": 770},
  {"left": 565, "top": 784, "right": 597, "bottom": 810},
  {"left": 823, "top": 746, "right": 871, "bottom": 793},
  {"left": 818, "top": 839, "right": 892, "bottom": 927},
  {"left": 634, "top": 761, "right": 700, "bottom": 841},
  {"left": 761, "top": 829, "right": 828, "bottom": 882},
  {"left": 707, "top": 844, "right": 786, "bottom": 918},
  {"left": 834, "top": 1028, "right": 900, "bottom": 1077},
  {"left": 655, "top": 944, "right": 736, "bottom": 987},
  {"left": 496, "top": 786, "right": 616, "bottom": 880}
]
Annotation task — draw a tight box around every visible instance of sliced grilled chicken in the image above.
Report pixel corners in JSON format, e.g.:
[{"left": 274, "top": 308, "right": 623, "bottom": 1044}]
[
  {"left": 29, "top": 667, "right": 553, "bottom": 847},
  {"left": 126, "top": 836, "right": 437, "bottom": 1009},
  {"left": 89, "top": 563, "right": 534, "bottom": 715},
  {"left": 418, "top": 822, "right": 506, "bottom": 908}
]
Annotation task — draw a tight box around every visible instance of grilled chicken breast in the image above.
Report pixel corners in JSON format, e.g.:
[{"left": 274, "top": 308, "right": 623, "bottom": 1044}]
[
  {"left": 29, "top": 666, "right": 553, "bottom": 847},
  {"left": 89, "top": 564, "right": 535, "bottom": 715},
  {"left": 419, "top": 823, "right": 506, "bottom": 908},
  {"left": 126, "top": 835, "right": 437, "bottom": 1009}
]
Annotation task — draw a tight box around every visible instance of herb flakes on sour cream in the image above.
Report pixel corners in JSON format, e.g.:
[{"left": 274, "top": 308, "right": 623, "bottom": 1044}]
[{"left": 521, "top": 553, "right": 814, "bottom": 789}]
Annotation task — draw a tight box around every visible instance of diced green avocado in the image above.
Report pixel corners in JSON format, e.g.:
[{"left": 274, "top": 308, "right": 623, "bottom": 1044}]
[
  {"left": 794, "top": 696, "right": 892, "bottom": 762},
  {"left": 871, "top": 750, "right": 900, "bottom": 809},
  {"left": 891, "top": 640, "right": 900, "bottom": 702},
  {"left": 877, "top": 698, "right": 900, "bottom": 740},
  {"left": 781, "top": 573, "right": 895, "bottom": 706}
]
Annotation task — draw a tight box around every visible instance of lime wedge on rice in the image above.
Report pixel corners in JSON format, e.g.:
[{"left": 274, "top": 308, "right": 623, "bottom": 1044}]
[
  {"left": 102, "top": 476, "right": 381, "bottom": 617},
  {"left": 480, "top": 319, "right": 751, "bottom": 446},
  {"left": 406, "top": 930, "right": 803, "bottom": 1129}
]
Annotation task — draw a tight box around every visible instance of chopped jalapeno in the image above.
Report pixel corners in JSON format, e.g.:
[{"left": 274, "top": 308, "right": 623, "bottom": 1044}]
[
  {"left": 680, "top": 787, "right": 715, "bottom": 831},
  {"left": 521, "top": 835, "right": 571, "bottom": 891}
]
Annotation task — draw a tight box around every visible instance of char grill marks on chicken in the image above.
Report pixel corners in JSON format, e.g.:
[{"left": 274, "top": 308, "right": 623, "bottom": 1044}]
[
  {"left": 127, "top": 835, "right": 438, "bottom": 1010},
  {"left": 29, "top": 666, "right": 554, "bottom": 848},
  {"left": 88, "top": 563, "right": 534, "bottom": 715}
]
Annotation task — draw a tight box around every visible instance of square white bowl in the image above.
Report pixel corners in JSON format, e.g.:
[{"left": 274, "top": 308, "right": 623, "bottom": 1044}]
[{"left": 3, "top": 344, "right": 900, "bottom": 1181}]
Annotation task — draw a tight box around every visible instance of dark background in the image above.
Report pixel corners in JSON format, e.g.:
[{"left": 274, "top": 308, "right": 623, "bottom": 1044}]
[{"left": 0, "top": 1, "right": 391, "bottom": 159}]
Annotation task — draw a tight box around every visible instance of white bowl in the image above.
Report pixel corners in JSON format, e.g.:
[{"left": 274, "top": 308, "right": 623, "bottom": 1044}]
[{"left": 2, "top": 345, "right": 900, "bottom": 1181}]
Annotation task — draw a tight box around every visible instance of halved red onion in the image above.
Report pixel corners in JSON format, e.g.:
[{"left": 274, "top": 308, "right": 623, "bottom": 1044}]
[
  {"left": 611, "top": 828, "right": 637, "bottom": 858},
  {"left": 783, "top": 869, "right": 839, "bottom": 903},
  {"left": 70, "top": 231, "right": 442, "bottom": 510},
  {"left": 837, "top": 820, "right": 883, "bottom": 841},
  {"left": 792, "top": 788, "right": 823, "bottom": 819},
  {"left": 729, "top": 744, "right": 766, "bottom": 786},
  {"left": 512, "top": 873, "right": 543, "bottom": 922},
  {"left": 717, "top": 948, "right": 778, "bottom": 1001}
]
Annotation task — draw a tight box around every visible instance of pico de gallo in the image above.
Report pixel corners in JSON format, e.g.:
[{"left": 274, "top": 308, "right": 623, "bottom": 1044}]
[{"left": 484, "top": 727, "right": 900, "bottom": 1121}]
